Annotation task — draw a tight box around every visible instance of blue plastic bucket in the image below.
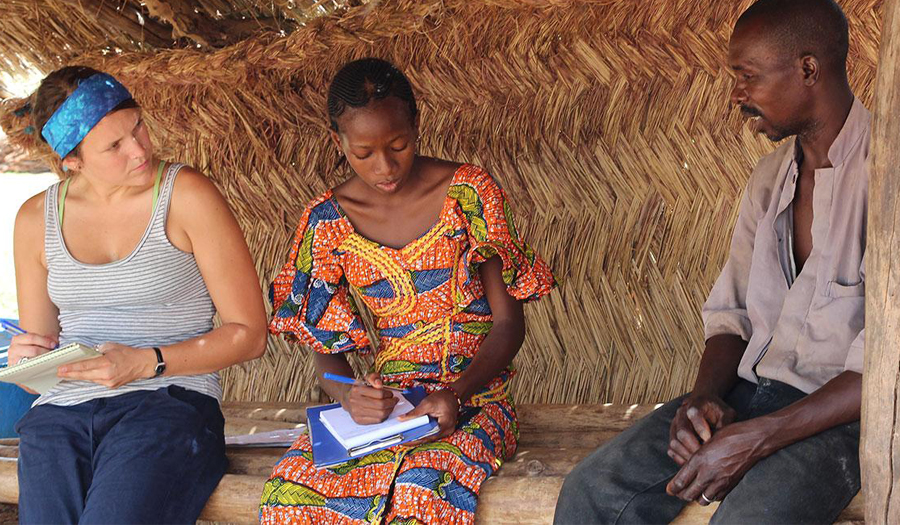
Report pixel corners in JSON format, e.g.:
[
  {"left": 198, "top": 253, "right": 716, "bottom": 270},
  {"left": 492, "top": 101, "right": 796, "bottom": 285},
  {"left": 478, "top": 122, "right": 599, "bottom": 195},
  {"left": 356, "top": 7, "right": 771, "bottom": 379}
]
[{"left": 0, "top": 319, "right": 39, "bottom": 437}]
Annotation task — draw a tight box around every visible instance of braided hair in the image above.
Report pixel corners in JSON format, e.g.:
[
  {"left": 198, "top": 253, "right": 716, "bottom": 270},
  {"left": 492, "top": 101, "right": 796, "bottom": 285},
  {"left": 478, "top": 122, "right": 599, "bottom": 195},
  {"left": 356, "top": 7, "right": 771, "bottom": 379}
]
[{"left": 327, "top": 58, "right": 417, "bottom": 132}]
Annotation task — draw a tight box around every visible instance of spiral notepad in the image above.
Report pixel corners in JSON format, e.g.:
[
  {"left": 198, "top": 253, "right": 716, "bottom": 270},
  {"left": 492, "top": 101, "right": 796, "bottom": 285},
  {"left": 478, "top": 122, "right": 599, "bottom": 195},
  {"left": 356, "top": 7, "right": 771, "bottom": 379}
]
[{"left": 0, "top": 343, "right": 101, "bottom": 394}]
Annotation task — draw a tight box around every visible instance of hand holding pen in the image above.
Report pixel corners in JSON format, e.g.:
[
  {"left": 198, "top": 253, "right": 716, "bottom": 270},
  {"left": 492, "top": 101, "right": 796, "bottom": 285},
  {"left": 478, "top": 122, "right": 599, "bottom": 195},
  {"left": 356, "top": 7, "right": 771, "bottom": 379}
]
[
  {"left": 323, "top": 372, "right": 402, "bottom": 425},
  {"left": 2, "top": 320, "right": 55, "bottom": 394},
  {"left": 2, "top": 320, "right": 58, "bottom": 367},
  {"left": 323, "top": 372, "right": 409, "bottom": 393}
]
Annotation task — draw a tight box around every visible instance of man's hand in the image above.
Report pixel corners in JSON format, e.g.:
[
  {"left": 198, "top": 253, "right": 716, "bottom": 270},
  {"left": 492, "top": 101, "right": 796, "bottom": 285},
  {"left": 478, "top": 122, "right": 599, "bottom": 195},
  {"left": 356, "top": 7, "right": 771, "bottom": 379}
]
[
  {"left": 668, "top": 394, "right": 736, "bottom": 465},
  {"left": 666, "top": 420, "right": 765, "bottom": 504}
]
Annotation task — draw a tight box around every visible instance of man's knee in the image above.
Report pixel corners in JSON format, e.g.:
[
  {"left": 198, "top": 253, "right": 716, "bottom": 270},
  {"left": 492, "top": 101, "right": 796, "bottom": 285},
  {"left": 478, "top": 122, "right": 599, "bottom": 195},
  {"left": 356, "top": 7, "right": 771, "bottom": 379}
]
[
  {"left": 558, "top": 457, "right": 600, "bottom": 504},
  {"left": 555, "top": 464, "right": 604, "bottom": 524},
  {"left": 554, "top": 398, "right": 687, "bottom": 524},
  {"left": 709, "top": 423, "right": 860, "bottom": 525}
]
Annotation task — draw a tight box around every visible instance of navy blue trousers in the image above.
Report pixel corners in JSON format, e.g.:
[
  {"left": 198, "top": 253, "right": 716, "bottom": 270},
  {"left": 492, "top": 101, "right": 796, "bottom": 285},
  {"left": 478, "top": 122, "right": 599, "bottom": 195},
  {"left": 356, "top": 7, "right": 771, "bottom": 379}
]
[{"left": 16, "top": 386, "right": 227, "bottom": 524}]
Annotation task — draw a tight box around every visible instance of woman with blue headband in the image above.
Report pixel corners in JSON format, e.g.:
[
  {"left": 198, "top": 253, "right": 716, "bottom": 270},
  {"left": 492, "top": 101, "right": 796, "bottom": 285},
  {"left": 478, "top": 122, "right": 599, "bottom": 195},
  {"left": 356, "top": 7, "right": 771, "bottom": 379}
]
[{"left": 0, "top": 65, "right": 268, "bottom": 523}]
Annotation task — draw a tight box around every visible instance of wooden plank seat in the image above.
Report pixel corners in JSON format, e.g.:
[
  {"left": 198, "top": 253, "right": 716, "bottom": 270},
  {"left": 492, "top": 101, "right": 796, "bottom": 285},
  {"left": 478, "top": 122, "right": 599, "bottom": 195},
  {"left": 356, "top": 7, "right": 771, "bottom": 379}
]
[{"left": 0, "top": 403, "right": 864, "bottom": 523}]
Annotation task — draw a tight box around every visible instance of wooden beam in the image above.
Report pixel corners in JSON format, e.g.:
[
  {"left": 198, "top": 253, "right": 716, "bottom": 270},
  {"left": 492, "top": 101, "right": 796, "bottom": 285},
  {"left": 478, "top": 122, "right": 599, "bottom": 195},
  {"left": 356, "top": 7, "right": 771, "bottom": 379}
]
[
  {"left": 199, "top": 473, "right": 263, "bottom": 522},
  {"left": 142, "top": 0, "right": 296, "bottom": 48},
  {"left": 0, "top": 460, "right": 15, "bottom": 504},
  {"left": 224, "top": 416, "right": 306, "bottom": 436},
  {"left": 3, "top": 438, "right": 871, "bottom": 522},
  {"left": 863, "top": 0, "right": 900, "bottom": 521},
  {"left": 63, "top": 0, "right": 175, "bottom": 48},
  {"left": 221, "top": 402, "right": 658, "bottom": 431},
  {"left": 143, "top": 0, "right": 225, "bottom": 47}
]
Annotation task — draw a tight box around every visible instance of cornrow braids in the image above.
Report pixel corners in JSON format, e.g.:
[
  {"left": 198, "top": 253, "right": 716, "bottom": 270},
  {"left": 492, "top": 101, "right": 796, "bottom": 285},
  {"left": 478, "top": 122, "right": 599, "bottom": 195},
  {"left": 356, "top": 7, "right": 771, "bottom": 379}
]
[{"left": 327, "top": 58, "right": 417, "bottom": 132}]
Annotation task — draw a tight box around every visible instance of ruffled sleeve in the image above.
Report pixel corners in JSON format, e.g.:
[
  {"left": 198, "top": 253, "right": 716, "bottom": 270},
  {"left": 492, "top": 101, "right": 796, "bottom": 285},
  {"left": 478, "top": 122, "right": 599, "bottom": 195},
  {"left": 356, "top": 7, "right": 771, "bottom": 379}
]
[
  {"left": 269, "top": 195, "right": 371, "bottom": 354},
  {"left": 451, "top": 165, "right": 556, "bottom": 304}
]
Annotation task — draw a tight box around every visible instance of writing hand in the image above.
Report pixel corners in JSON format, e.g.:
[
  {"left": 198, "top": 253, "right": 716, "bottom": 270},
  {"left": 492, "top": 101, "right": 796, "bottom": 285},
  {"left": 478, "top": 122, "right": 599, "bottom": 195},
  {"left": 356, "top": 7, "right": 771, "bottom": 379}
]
[
  {"left": 7, "top": 332, "right": 58, "bottom": 394},
  {"left": 339, "top": 372, "right": 399, "bottom": 425}
]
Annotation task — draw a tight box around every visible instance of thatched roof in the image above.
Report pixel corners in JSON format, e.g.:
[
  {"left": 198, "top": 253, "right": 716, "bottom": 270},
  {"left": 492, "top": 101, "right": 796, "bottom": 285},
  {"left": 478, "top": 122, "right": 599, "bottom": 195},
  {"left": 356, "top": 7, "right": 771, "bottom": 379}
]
[
  {"left": 0, "top": 0, "right": 885, "bottom": 404},
  {"left": 0, "top": 137, "right": 48, "bottom": 173},
  {"left": 0, "top": 0, "right": 361, "bottom": 86}
]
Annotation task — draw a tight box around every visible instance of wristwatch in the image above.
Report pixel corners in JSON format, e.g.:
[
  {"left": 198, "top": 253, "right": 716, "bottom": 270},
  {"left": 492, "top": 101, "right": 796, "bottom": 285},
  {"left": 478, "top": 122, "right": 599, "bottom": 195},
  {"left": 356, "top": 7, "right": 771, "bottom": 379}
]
[{"left": 152, "top": 347, "right": 166, "bottom": 377}]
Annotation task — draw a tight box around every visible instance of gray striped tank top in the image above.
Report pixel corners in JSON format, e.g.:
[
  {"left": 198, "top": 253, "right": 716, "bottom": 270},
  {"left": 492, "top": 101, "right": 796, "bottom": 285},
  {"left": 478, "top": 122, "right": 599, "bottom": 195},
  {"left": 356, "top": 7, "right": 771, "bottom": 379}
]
[{"left": 37, "top": 163, "right": 221, "bottom": 407}]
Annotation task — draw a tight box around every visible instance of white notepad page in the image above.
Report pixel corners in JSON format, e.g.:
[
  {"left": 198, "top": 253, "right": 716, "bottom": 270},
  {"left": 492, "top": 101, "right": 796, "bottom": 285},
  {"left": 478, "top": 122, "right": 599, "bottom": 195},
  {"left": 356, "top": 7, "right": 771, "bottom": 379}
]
[
  {"left": 319, "top": 392, "right": 431, "bottom": 450},
  {"left": 0, "top": 343, "right": 101, "bottom": 394}
]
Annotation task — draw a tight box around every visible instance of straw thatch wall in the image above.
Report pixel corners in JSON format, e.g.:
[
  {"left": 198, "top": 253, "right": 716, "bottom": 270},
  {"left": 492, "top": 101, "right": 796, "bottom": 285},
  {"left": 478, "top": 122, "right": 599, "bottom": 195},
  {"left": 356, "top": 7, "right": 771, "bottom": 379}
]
[{"left": 1, "top": 0, "right": 884, "bottom": 404}]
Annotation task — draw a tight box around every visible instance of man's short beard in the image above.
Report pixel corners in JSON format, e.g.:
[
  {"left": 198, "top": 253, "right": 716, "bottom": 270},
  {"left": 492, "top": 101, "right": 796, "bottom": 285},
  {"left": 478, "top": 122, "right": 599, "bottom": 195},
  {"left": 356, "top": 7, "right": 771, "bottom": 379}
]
[
  {"left": 766, "top": 118, "right": 812, "bottom": 143},
  {"left": 764, "top": 125, "right": 795, "bottom": 142}
]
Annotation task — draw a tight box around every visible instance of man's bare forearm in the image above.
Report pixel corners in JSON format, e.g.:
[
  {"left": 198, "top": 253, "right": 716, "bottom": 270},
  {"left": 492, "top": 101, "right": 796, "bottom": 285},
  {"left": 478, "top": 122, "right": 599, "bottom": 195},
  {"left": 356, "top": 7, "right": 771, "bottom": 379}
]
[
  {"left": 691, "top": 334, "right": 747, "bottom": 399},
  {"left": 751, "top": 371, "right": 860, "bottom": 457}
]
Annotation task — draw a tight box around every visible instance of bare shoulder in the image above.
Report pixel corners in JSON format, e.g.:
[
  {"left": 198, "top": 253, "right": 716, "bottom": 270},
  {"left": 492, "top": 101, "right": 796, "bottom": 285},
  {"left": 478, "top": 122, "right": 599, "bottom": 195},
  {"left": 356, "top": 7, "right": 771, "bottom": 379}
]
[
  {"left": 171, "top": 165, "right": 226, "bottom": 204},
  {"left": 15, "top": 191, "right": 47, "bottom": 237},
  {"left": 14, "top": 190, "right": 48, "bottom": 262},
  {"left": 167, "top": 165, "right": 237, "bottom": 240},
  {"left": 168, "top": 164, "right": 235, "bottom": 223}
]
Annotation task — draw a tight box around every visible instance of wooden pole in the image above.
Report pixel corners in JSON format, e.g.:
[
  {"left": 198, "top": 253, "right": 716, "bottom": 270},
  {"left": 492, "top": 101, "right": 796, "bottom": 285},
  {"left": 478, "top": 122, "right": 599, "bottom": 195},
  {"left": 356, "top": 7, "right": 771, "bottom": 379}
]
[{"left": 863, "top": 0, "right": 900, "bottom": 521}]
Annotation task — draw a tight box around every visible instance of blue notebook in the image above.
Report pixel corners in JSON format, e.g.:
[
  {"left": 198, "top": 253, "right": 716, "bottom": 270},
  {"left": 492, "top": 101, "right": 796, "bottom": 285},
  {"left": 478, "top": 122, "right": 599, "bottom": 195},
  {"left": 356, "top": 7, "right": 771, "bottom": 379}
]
[{"left": 308, "top": 385, "right": 439, "bottom": 468}]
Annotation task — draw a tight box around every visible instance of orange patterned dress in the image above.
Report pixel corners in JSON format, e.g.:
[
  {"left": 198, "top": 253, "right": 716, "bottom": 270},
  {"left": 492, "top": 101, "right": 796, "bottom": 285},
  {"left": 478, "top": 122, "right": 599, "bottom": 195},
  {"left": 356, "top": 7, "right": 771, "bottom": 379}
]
[{"left": 260, "top": 164, "right": 555, "bottom": 524}]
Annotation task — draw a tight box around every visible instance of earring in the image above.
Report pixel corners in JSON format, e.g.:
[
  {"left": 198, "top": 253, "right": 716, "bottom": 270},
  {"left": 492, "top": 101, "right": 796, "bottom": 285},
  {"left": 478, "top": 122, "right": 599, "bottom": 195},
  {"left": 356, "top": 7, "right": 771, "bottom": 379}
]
[{"left": 62, "top": 165, "right": 69, "bottom": 172}]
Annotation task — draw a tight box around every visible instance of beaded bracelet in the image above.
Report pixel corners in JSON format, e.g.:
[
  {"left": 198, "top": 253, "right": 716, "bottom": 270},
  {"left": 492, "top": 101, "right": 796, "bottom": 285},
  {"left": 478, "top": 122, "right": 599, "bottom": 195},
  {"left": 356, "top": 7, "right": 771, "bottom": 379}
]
[{"left": 441, "top": 384, "right": 463, "bottom": 411}]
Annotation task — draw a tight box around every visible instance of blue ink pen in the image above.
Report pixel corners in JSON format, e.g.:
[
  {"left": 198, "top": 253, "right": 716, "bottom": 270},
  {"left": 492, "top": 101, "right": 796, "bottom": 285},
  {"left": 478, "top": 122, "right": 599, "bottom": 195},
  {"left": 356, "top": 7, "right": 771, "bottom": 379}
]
[
  {"left": 322, "top": 372, "right": 409, "bottom": 394},
  {"left": 0, "top": 320, "right": 25, "bottom": 336}
]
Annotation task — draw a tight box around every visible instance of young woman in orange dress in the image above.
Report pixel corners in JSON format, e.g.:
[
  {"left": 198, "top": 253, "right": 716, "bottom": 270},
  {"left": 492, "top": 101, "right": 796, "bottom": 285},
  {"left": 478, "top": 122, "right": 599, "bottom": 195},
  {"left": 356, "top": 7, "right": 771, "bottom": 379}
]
[{"left": 260, "top": 58, "right": 555, "bottom": 524}]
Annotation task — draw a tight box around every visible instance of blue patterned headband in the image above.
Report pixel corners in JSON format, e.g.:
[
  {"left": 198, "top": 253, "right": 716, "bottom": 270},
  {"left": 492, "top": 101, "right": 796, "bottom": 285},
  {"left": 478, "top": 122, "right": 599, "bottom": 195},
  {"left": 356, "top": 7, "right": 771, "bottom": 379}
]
[{"left": 41, "top": 73, "right": 133, "bottom": 158}]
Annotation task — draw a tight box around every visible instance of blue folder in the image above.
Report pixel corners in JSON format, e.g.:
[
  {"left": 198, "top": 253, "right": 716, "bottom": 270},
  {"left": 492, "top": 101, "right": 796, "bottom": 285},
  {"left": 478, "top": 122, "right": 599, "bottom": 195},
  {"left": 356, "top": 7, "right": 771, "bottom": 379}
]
[{"left": 308, "top": 385, "right": 439, "bottom": 468}]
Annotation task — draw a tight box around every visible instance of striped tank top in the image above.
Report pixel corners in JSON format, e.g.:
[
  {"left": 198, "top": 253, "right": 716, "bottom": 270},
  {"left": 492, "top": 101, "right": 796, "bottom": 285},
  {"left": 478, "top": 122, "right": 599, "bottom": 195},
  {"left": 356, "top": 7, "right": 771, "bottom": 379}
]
[{"left": 37, "top": 163, "right": 221, "bottom": 407}]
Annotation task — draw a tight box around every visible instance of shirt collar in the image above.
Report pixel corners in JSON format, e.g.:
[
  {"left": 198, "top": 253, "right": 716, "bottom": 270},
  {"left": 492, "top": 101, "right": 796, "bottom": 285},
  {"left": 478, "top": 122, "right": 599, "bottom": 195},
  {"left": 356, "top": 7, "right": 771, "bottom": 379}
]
[
  {"left": 786, "top": 97, "right": 868, "bottom": 170},
  {"left": 826, "top": 97, "right": 869, "bottom": 167}
]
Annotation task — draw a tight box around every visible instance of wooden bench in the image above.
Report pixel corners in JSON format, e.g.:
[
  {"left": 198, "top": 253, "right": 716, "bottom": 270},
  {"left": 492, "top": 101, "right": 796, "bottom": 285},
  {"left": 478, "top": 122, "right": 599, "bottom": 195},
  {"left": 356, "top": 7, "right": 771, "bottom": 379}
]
[{"left": 0, "top": 403, "right": 864, "bottom": 523}]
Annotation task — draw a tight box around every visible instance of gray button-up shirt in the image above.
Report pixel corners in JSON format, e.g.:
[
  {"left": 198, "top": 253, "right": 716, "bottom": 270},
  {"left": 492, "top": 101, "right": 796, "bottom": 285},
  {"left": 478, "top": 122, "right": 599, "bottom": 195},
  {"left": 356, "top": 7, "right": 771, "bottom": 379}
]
[{"left": 702, "top": 98, "right": 868, "bottom": 394}]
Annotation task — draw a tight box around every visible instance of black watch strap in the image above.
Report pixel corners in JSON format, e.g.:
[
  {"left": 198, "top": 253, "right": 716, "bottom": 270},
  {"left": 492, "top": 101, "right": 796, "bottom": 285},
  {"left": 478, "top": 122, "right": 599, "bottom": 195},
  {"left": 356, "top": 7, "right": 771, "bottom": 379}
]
[{"left": 152, "top": 346, "right": 166, "bottom": 377}]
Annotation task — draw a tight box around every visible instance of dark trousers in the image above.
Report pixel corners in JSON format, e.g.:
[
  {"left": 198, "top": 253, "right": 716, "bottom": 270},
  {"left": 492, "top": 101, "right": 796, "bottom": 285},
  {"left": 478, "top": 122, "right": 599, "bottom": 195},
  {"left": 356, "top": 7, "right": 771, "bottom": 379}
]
[
  {"left": 554, "top": 378, "right": 860, "bottom": 524},
  {"left": 16, "top": 386, "right": 228, "bottom": 524}
]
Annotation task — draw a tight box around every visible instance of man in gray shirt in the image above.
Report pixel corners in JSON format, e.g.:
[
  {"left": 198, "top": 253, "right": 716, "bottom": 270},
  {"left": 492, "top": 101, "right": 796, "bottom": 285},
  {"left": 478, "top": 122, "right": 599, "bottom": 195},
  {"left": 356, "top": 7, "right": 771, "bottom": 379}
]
[{"left": 554, "top": 0, "right": 865, "bottom": 522}]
